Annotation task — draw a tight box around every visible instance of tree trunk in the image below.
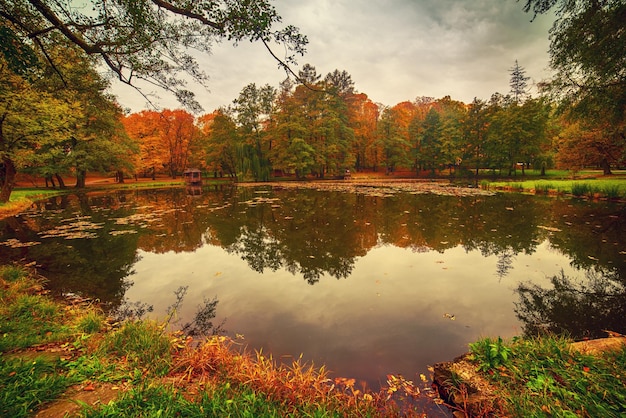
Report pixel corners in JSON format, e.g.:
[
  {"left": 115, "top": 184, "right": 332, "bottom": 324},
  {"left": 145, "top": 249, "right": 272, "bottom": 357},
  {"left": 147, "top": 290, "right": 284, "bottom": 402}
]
[
  {"left": 117, "top": 170, "right": 125, "bottom": 183},
  {"left": 45, "top": 175, "right": 56, "bottom": 189},
  {"left": 0, "top": 157, "right": 16, "bottom": 203},
  {"left": 600, "top": 158, "right": 612, "bottom": 175},
  {"left": 54, "top": 173, "right": 66, "bottom": 189},
  {"left": 75, "top": 169, "right": 86, "bottom": 188}
]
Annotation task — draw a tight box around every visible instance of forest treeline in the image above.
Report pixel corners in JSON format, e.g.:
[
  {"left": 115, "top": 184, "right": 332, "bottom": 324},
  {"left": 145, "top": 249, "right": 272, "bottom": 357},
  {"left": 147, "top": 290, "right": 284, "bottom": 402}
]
[
  {"left": 132, "top": 63, "right": 558, "bottom": 182},
  {"left": 1, "top": 0, "right": 625, "bottom": 202}
]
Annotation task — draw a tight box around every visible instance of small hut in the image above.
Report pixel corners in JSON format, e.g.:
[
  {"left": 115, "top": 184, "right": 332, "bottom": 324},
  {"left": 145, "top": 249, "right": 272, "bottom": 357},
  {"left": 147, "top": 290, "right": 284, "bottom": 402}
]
[{"left": 183, "top": 168, "right": 202, "bottom": 185}]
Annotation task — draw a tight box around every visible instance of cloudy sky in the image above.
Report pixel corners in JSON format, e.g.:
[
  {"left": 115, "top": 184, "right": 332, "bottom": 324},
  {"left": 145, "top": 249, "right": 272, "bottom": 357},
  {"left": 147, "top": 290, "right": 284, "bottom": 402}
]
[{"left": 110, "top": 0, "right": 556, "bottom": 113}]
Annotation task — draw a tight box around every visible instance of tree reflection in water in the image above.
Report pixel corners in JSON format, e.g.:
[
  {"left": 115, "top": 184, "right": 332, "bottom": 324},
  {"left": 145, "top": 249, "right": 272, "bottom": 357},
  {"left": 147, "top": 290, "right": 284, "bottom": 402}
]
[
  {"left": 515, "top": 268, "right": 626, "bottom": 339},
  {"left": 114, "top": 285, "right": 225, "bottom": 337}
]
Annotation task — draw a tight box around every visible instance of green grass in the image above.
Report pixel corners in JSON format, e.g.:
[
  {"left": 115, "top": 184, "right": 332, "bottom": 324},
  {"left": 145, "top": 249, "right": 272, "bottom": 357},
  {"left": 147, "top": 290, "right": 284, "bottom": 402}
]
[
  {"left": 0, "top": 356, "right": 76, "bottom": 418},
  {"left": 98, "top": 320, "right": 174, "bottom": 376},
  {"left": 80, "top": 382, "right": 350, "bottom": 417},
  {"left": 468, "top": 336, "right": 626, "bottom": 416},
  {"left": 485, "top": 177, "right": 626, "bottom": 199},
  {"left": 0, "top": 265, "right": 108, "bottom": 352},
  {"left": 6, "top": 188, "right": 67, "bottom": 202},
  {"left": 0, "top": 274, "right": 69, "bottom": 351}
]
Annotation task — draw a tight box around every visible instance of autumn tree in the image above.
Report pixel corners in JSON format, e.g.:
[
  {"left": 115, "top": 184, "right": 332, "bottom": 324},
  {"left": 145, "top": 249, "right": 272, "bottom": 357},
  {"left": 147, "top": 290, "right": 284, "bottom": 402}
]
[
  {"left": 123, "top": 111, "right": 165, "bottom": 179},
  {"left": 555, "top": 120, "right": 626, "bottom": 174},
  {"left": 349, "top": 93, "right": 379, "bottom": 171},
  {"left": 0, "top": 0, "right": 307, "bottom": 111},
  {"left": 158, "top": 109, "right": 198, "bottom": 178},
  {"left": 315, "top": 72, "right": 356, "bottom": 175},
  {"left": 124, "top": 109, "right": 197, "bottom": 179},
  {"left": 268, "top": 78, "right": 313, "bottom": 178}
]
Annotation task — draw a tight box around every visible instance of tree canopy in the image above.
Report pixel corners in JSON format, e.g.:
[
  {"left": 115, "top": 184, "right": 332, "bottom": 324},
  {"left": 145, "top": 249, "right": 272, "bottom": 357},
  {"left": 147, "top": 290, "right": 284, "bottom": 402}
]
[
  {"left": 0, "top": 0, "right": 308, "bottom": 112},
  {"left": 521, "top": 0, "right": 626, "bottom": 128}
]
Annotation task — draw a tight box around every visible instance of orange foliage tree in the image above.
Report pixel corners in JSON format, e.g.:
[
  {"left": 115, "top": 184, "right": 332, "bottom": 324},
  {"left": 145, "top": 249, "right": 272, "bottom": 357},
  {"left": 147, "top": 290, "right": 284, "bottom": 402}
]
[
  {"left": 124, "top": 109, "right": 199, "bottom": 179},
  {"left": 349, "top": 93, "right": 380, "bottom": 171}
]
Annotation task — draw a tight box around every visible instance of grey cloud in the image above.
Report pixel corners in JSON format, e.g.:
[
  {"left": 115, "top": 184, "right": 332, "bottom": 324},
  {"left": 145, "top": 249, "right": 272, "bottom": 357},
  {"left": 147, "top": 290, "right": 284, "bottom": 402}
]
[{"left": 110, "top": 0, "right": 554, "bottom": 111}]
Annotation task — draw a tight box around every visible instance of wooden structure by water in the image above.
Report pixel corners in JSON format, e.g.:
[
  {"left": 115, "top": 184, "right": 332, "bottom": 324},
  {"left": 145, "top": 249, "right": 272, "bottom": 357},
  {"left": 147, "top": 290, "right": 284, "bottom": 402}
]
[{"left": 183, "top": 169, "right": 202, "bottom": 185}]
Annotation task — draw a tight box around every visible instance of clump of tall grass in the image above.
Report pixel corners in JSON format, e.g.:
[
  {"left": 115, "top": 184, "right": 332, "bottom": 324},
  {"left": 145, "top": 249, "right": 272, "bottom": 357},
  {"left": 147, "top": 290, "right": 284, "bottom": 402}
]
[
  {"left": 571, "top": 182, "right": 594, "bottom": 197},
  {"left": 533, "top": 182, "right": 555, "bottom": 194},
  {"left": 0, "top": 264, "right": 29, "bottom": 282},
  {"left": 505, "top": 182, "right": 524, "bottom": 191},
  {"left": 602, "top": 184, "right": 622, "bottom": 199},
  {"left": 0, "top": 277, "right": 65, "bottom": 351},
  {"left": 98, "top": 320, "right": 174, "bottom": 376}
]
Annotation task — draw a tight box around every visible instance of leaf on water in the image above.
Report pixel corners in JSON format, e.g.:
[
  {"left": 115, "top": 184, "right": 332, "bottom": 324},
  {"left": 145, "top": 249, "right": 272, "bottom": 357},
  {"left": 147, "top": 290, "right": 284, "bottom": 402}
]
[
  {"left": 0, "top": 238, "right": 41, "bottom": 248},
  {"left": 109, "top": 230, "right": 138, "bottom": 236},
  {"left": 538, "top": 225, "right": 562, "bottom": 232}
]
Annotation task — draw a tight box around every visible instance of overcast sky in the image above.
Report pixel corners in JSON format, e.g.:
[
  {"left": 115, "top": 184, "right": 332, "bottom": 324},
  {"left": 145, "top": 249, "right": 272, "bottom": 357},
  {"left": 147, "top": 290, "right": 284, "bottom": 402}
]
[{"left": 110, "top": 0, "right": 556, "bottom": 113}]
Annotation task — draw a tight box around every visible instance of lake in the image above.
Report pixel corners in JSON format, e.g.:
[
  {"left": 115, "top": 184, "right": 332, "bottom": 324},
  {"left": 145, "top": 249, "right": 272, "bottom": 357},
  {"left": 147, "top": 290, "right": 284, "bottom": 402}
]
[{"left": 1, "top": 181, "right": 625, "bottom": 395}]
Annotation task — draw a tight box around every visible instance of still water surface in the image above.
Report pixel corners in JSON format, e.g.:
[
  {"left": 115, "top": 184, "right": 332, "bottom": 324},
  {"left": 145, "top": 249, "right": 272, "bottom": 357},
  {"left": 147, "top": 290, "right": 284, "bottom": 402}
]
[{"left": 1, "top": 183, "right": 625, "bottom": 391}]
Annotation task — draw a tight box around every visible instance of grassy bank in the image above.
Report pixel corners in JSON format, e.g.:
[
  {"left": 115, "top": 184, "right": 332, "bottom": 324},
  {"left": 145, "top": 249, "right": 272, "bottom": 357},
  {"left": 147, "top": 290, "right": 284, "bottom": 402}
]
[
  {"left": 482, "top": 176, "right": 626, "bottom": 200},
  {"left": 453, "top": 335, "right": 626, "bottom": 416},
  {"left": 0, "top": 179, "right": 233, "bottom": 220},
  {"left": 0, "top": 189, "right": 68, "bottom": 219},
  {"left": 0, "top": 265, "right": 430, "bottom": 417}
]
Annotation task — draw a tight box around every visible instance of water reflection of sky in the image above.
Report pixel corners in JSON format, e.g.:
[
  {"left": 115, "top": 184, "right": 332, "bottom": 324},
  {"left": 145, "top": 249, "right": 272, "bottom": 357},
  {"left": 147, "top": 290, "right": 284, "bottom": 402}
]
[{"left": 125, "top": 239, "right": 580, "bottom": 390}]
